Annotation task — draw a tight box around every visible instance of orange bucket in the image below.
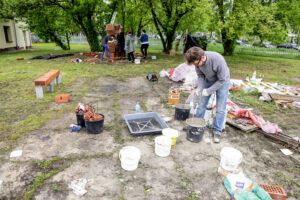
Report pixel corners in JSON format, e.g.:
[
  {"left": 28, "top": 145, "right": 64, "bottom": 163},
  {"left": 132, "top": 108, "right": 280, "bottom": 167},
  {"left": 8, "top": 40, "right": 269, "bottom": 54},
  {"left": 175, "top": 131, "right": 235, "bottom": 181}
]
[{"left": 168, "top": 92, "right": 180, "bottom": 105}]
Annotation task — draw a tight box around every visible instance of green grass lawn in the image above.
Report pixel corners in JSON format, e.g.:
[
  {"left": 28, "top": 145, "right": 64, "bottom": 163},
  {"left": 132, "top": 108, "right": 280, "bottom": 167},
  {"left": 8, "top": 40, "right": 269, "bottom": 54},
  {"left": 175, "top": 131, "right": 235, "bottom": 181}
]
[{"left": 0, "top": 43, "right": 299, "bottom": 150}]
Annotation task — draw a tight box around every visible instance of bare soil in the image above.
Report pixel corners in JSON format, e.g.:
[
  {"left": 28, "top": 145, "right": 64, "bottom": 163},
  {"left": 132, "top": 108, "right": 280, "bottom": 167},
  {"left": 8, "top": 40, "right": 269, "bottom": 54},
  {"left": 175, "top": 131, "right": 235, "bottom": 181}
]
[{"left": 0, "top": 76, "right": 299, "bottom": 200}]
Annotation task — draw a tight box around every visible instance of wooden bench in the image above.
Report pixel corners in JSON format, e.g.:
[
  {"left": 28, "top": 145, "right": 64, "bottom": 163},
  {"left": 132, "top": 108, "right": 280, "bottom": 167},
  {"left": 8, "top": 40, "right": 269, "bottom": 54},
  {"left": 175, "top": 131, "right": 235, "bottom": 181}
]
[{"left": 34, "top": 70, "right": 62, "bottom": 98}]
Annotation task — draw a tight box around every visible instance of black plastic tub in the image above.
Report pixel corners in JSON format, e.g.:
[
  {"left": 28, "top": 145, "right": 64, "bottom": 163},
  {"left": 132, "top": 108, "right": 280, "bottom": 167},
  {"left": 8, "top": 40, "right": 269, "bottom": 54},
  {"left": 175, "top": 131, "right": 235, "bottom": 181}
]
[
  {"left": 85, "top": 114, "right": 105, "bottom": 134},
  {"left": 186, "top": 118, "right": 205, "bottom": 143},
  {"left": 175, "top": 104, "right": 190, "bottom": 121},
  {"left": 76, "top": 113, "right": 85, "bottom": 127}
]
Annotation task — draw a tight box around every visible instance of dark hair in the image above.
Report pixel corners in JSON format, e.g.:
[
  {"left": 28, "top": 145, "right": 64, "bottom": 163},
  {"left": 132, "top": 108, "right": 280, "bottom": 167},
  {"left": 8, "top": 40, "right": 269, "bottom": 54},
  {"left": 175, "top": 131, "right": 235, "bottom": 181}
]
[
  {"left": 184, "top": 47, "right": 205, "bottom": 65},
  {"left": 142, "top": 30, "right": 146, "bottom": 33},
  {"left": 128, "top": 30, "right": 132, "bottom": 34}
]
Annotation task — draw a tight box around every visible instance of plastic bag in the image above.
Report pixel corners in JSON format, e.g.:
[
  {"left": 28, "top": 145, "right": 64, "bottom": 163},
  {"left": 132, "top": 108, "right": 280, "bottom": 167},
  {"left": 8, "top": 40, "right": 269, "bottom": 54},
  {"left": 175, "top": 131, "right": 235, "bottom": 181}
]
[
  {"left": 224, "top": 172, "right": 273, "bottom": 200},
  {"left": 159, "top": 69, "right": 169, "bottom": 77}
]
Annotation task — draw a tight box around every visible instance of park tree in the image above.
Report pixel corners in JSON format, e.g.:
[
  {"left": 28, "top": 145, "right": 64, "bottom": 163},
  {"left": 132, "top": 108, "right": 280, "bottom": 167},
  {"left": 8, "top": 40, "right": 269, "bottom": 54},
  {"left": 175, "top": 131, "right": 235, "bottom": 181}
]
[
  {"left": 246, "top": 1, "right": 286, "bottom": 45},
  {"left": 114, "top": 0, "right": 152, "bottom": 37},
  {"left": 4, "top": 0, "right": 72, "bottom": 50},
  {"left": 148, "top": 0, "right": 200, "bottom": 53},
  {"left": 212, "top": 0, "right": 256, "bottom": 56},
  {"left": 211, "top": 0, "right": 288, "bottom": 56},
  {"left": 5, "top": 0, "right": 113, "bottom": 51},
  {"left": 275, "top": 0, "right": 300, "bottom": 43}
]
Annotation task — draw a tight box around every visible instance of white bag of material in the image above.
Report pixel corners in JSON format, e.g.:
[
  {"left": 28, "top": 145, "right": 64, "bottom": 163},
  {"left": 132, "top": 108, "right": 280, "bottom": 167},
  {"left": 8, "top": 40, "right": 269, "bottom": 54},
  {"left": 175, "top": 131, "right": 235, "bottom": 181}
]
[
  {"left": 159, "top": 69, "right": 169, "bottom": 77},
  {"left": 170, "top": 63, "right": 198, "bottom": 86}
]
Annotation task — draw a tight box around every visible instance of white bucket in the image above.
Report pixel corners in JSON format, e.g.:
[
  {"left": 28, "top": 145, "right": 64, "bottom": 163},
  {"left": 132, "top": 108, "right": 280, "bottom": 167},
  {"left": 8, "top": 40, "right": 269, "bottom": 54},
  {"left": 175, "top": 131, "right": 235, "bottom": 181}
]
[
  {"left": 162, "top": 128, "right": 179, "bottom": 147},
  {"left": 155, "top": 136, "right": 172, "bottom": 157},
  {"left": 134, "top": 59, "right": 141, "bottom": 64},
  {"left": 220, "top": 147, "right": 243, "bottom": 172},
  {"left": 119, "top": 146, "right": 141, "bottom": 171}
]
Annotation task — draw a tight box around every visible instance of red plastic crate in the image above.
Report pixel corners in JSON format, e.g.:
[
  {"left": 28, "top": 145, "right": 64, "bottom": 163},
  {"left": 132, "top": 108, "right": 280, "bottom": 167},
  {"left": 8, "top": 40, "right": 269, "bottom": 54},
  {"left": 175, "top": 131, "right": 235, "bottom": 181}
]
[{"left": 259, "top": 184, "right": 287, "bottom": 200}]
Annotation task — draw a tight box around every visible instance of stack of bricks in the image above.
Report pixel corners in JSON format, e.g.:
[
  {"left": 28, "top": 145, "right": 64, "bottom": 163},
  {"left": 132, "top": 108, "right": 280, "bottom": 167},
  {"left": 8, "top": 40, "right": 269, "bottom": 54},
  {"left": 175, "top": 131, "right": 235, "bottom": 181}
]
[{"left": 105, "top": 24, "right": 121, "bottom": 62}]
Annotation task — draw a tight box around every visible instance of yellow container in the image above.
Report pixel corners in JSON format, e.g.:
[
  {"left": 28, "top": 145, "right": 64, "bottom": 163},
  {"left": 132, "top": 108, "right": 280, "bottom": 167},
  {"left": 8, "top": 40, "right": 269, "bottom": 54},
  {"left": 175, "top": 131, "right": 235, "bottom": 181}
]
[
  {"left": 162, "top": 128, "right": 179, "bottom": 147},
  {"left": 168, "top": 92, "right": 180, "bottom": 105}
]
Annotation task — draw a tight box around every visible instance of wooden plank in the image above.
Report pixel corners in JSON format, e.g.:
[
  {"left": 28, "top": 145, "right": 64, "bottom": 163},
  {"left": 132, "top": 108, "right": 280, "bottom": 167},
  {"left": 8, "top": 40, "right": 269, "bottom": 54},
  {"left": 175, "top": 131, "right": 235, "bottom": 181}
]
[
  {"left": 261, "top": 92, "right": 272, "bottom": 101},
  {"left": 270, "top": 93, "right": 300, "bottom": 102}
]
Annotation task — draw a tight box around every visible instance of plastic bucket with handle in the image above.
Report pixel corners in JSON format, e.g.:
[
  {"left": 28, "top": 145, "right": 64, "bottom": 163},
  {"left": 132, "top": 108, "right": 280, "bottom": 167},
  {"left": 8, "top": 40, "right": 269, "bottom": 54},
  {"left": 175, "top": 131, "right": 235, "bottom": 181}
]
[
  {"left": 155, "top": 136, "right": 172, "bottom": 157},
  {"left": 220, "top": 147, "right": 243, "bottom": 172},
  {"left": 119, "top": 146, "right": 141, "bottom": 171},
  {"left": 162, "top": 128, "right": 179, "bottom": 147}
]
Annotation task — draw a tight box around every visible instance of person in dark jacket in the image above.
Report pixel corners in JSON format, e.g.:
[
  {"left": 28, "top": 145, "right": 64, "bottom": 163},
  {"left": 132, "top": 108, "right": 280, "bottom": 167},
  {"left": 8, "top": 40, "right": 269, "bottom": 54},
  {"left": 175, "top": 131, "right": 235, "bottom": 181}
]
[
  {"left": 117, "top": 28, "right": 125, "bottom": 58},
  {"left": 101, "top": 34, "right": 111, "bottom": 61},
  {"left": 140, "top": 30, "right": 149, "bottom": 59}
]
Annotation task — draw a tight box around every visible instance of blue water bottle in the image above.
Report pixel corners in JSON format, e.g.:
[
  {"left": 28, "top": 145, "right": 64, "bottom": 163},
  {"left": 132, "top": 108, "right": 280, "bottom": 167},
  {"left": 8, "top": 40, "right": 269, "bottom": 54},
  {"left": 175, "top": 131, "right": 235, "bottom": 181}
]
[{"left": 135, "top": 102, "right": 140, "bottom": 113}]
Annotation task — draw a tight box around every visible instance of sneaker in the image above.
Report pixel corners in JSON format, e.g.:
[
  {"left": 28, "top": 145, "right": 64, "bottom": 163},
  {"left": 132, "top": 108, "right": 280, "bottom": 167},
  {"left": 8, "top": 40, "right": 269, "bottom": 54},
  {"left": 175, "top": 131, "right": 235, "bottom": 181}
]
[{"left": 213, "top": 134, "right": 221, "bottom": 143}]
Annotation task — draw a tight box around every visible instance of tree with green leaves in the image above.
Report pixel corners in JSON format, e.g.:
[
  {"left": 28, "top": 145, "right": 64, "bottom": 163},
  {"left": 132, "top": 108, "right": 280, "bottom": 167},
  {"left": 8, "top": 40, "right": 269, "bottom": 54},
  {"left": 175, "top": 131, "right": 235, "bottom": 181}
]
[{"left": 148, "top": 0, "right": 199, "bottom": 53}]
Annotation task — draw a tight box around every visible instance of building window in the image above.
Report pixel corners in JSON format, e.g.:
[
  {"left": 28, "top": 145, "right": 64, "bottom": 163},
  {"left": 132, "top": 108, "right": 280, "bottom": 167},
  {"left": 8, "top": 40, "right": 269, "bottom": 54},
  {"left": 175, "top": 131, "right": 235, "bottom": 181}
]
[{"left": 3, "top": 26, "right": 13, "bottom": 43}]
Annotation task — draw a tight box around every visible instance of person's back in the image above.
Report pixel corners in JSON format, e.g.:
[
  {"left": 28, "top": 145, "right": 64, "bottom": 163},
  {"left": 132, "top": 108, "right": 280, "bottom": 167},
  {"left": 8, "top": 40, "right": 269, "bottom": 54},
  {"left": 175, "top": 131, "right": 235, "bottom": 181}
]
[
  {"left": 126, "top": 34, "right": 135, "bottom": 53},
  {"left": 140, "top": 30, "right": 149, "bottom": 59},
  {"left": 102, "top": 35, "right": 109, "bottom": 45}
]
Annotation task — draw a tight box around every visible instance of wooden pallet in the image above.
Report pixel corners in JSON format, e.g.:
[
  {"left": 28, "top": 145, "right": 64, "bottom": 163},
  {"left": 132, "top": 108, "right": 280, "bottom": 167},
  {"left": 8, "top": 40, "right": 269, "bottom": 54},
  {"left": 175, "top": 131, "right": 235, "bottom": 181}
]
[
  {"left": 258, "top": 130, "right": 300, "bottom": 153},
  {"left": 226, "top": 117, "right": 258, "bottom": 132}
]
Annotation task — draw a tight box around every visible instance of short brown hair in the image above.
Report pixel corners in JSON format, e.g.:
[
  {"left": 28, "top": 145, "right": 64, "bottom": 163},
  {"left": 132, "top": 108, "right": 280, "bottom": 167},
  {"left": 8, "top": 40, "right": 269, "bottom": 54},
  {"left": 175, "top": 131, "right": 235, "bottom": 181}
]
[{"left": 185, "top": 47, "right": 205, "bottom": 65}]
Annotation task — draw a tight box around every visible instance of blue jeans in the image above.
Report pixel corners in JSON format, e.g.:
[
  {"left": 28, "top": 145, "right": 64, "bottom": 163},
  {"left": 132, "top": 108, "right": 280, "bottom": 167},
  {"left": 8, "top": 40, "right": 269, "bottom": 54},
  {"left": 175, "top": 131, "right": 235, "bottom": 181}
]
[
  {"left": 196, "top": 80, "right": 230, "bottom": 135},
  {"left": 101, "top": 44, "right": 110, "bottom": 60}
]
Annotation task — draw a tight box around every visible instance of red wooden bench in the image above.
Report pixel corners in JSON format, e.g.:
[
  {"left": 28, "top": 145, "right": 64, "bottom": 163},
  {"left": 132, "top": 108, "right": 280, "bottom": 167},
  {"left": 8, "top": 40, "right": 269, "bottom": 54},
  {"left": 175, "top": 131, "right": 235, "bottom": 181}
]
[{"left": 34, "top": 70, "right": 62, "bottom": 98}]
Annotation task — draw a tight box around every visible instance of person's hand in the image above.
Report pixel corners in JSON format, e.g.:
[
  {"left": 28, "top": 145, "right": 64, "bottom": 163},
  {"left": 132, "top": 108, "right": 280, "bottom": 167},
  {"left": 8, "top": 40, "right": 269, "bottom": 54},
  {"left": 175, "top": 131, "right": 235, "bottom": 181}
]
[{"left": 202, "top": 89, "right": 209, "bottom": 96}]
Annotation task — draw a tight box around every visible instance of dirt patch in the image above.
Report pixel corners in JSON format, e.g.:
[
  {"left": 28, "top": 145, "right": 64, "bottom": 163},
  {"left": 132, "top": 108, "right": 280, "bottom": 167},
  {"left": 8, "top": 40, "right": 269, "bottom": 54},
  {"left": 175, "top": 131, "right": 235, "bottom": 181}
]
[{"left": 0, "top": 76, "right": 299, "bottom": 199}]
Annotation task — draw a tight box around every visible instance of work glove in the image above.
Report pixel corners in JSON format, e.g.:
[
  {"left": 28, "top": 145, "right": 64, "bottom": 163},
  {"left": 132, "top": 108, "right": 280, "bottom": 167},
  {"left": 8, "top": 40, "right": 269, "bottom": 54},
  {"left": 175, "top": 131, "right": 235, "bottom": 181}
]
[{"left": 202, "top": 89, "right": 209, "bottom": 96}]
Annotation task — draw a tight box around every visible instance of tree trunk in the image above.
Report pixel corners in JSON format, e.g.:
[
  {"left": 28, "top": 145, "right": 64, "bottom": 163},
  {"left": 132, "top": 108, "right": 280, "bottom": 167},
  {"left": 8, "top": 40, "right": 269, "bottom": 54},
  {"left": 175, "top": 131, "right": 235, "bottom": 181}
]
[
  {"left": 66, "top": 32, "right": 70, "bottom": 50},
  {"left": 166, "top": 34, "right": 174, "bottom": 53},
  {"left": 222, "top": 39, "right": 235, "bottom": 56},
  {"left": 222, "top": 30, "right": 236, "bottom": 56},
  {"left": 81, "top": 18, "right": 100, "bottom": 52},
  {"left": 49, "top": 32, "right": 68, "bottom": 50}
]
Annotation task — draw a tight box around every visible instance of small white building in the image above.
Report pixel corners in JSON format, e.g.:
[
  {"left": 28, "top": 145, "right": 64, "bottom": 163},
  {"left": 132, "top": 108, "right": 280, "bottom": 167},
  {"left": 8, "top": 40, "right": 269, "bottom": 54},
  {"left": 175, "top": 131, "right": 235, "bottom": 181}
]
[{"left": 0, "top": 19, "right": 32, "bottom": 52}]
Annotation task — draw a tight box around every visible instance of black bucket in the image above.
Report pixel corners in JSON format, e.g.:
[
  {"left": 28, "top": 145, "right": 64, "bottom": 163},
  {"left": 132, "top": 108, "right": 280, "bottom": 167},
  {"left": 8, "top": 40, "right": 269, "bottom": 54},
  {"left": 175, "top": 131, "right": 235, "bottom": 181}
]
[
  {"left": 186, "top": 118, "right": 205, "bottom": 143},
  {"left": 175, "top": 104, "right": 190, "bottom": 120},
  {"left": 85, "top": 114, "right": 105, "bottom": 134},
  {"left": 76, "top": 113, "right": 85, "bottom": 127}
]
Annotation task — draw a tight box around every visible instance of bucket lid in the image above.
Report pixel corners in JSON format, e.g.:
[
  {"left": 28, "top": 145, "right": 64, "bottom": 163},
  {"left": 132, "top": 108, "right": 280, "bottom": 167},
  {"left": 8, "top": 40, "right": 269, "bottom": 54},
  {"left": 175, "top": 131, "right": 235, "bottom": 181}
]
[
  {"left": 155, "top": 136, "right": 172, "bottom": 145},
  {"left": 162, "top": 128, "right": 179, "bottom": 138},
  {"left": 220, "top": 147, "right": 243, "bottom": 160},
  {"left": 120, "top": 146, "right": 141, "bottom": 160}
]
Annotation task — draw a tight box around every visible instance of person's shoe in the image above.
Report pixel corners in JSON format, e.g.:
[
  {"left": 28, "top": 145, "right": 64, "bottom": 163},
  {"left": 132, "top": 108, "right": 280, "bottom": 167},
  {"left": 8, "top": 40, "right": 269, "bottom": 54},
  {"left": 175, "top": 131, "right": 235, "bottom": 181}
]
[{"left": 213, "top": 134, "right": 221, "bottom": 143}]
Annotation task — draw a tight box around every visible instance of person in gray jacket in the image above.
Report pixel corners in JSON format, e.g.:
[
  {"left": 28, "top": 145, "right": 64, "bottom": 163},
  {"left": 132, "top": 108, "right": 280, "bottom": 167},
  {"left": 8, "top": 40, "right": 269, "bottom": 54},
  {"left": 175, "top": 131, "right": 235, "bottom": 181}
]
[
  {"left": 125, "top": 30, "right": 135, "bottom": 62},
  {"left": 185, "top": 47, "right": 230, "bottom": 143}
]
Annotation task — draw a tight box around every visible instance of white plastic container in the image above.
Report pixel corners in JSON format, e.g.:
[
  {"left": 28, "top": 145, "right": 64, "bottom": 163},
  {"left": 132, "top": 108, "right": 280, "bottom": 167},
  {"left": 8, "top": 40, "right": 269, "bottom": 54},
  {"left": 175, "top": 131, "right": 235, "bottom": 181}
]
[
  {"left": 119, "top": 146, "right": 141, "bottom": 171},
  {"left": 134, "top": 59, "right": 141, "bottom": 64},
  {"left": 220, "top": 147, "right": 243, "bottom": 172},
  {"left": 155, "top": 136, "right": 172, "bottom": 157},
  {"left": 162, "top": 128, "right": 179, "bottom": 147}
]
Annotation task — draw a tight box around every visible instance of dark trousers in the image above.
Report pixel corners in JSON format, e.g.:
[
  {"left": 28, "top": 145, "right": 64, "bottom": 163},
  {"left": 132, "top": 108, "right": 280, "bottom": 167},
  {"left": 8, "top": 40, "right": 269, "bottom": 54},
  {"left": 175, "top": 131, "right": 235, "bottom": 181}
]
[
  {"left": 119, "top": 42, "right": 125, "bottom": 57},
  {"left": 128, "top": 52, "right": 135, "bottom": 62},
  {"left": 141, "top": 44, "right": 149, "bottom": 58}
]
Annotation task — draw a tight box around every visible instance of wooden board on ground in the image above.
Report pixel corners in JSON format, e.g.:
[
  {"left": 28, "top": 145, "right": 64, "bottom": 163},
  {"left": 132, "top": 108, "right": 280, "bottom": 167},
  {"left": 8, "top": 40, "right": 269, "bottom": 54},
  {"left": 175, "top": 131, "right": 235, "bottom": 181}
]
[
  {"left": 226, "top": 117, "right": 258, "bottom": 132},
  {"left": 261, "top": 92, "right": 272, "bottom": 101},
  {"left": 270, "top": 93, "right": 300, "bottom": 102}
]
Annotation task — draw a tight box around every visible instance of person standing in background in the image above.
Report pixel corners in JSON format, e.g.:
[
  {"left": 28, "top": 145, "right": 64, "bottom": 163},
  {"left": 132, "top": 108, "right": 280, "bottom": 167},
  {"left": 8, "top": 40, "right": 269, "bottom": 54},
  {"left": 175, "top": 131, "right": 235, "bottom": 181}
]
[
  {"left": 101, "top": 34, "right": 111, "bottom": 61},
  {"left": 117, "top": 28, "right": 125, "bottom": 58},
  {"left": 125, "top": 30, "right": 135, "bottom": 63},
  {"left": 140, "top": 30, "right": 149, "bottom": 59}
]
